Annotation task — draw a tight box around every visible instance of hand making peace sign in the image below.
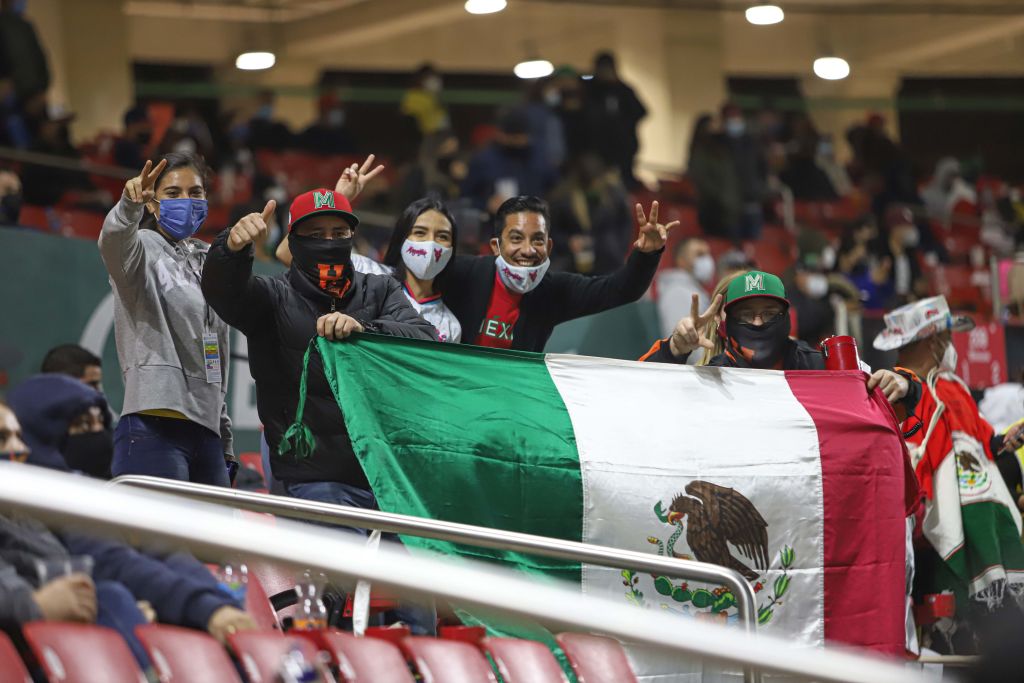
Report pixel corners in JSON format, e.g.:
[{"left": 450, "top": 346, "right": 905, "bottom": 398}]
[
  {"left": 123, "top": 159, "right": 167, "bottom": 205},
  {"left": 669, "top": 293, "right": 724, "bottom": 359},
  {"left": 634, "top": 200, "right": 679, "bottom": 253},
  {"left": 335, "top": 154, "right": 385, "bottom": 202}
]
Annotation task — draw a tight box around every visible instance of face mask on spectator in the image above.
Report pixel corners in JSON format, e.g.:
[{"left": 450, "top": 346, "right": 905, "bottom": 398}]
[
  {"left": 326, "top": 109, "right": 345, "bottom": 127},
  {"left": 724, "top": 118, "right": 746, "bottom": 137},
  {"left": 496, "top": 254, "right": 549, "bottom": 294},
  {"left": 726, "top": 311, "right": 790, "bottom": 368},
  {"left": 157, "top": 198, "right": 208, "bottom": 240},
  {"left": 803, "top": 273, "right": 829, "bottom": 299},
  {"left": 900, "top": 227, "right": 920, "bottom": 248},
  {"left": 692, "top": 254, "right": 715, "bottom": 284},
  {"left": 544, "top": 89, "right": 562, "bottom": 107},
  {"left": 290, "top": 233, "right": 354, "bottom": 298},
  {"left": 1, "top": 192, "right": 22, "bottom": 225},
  {"left": 402, "top": 239, "right": 451, "bottom": 281},
  {"left": 424, "top": 76, "right": 443, "bottom": 94},
  {"left": 63, "top": 429, "right": 113, "bottom": 479}
]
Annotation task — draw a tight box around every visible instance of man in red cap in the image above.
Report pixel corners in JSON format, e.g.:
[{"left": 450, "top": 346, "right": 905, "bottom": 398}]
[{"left": 201, "top": 188, "right": 435, "bottom": 525}]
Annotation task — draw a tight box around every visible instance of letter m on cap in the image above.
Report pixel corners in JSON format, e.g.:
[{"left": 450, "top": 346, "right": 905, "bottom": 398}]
[
  {"left": 313, "top": 191, "right": 335, "bottom": 209},
  {"left": 744, "top": 273, "right": 764, "bottom": 292}
]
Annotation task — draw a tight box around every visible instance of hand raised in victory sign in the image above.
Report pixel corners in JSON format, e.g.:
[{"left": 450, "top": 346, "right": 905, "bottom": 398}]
[
  {"left": 123, "top": 159, "right": 167, "bottom": 205},
  {"left": 634, "top": 201, "right": 679, "bottom": 253},
  {"left": 335, "top": 153, "right": 385, "bottom": 202},
  {"left": 669, "top": 293, "right": 724, "bottom": 359},
  {"left": 227, "top": 200, "right": 277, "bottom": 252}
]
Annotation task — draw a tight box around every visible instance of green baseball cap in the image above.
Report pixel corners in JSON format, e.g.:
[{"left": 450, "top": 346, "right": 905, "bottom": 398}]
[{"left": 725, "top": 270, "right": 789, "bottom": 309}]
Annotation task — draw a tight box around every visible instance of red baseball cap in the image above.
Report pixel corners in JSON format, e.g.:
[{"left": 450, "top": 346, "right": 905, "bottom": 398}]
[{"left": 287, "top": 188, "right": 359, "bottom": 232}]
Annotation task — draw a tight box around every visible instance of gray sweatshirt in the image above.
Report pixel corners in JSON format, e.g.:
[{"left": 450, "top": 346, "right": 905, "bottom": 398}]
[{"left": 98, "top": 197, "right": 232, "bottom": 455}]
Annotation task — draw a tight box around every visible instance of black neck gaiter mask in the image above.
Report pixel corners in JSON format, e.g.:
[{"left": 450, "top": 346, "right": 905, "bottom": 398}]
[
  {"left": 290, "top": 234, "right": 354, "bottom": 299},
  {"left": 725, "top": 313, "right": 791, "bottom": 369}
]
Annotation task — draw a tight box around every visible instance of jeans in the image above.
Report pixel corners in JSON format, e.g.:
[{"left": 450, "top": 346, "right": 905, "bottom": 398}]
[
  {"left": 95, "top": 581, "right": 152, "bottom": 671},
  {"left": 112, "top": 414, "right": 229, "bottom": 487},
  {"left": 283, "top": 480, "right": 437, "bottom": 635}
]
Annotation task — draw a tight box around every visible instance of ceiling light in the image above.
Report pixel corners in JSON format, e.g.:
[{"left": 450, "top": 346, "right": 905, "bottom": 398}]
[
  {"left": 514, "top": 59, "right": 554, "bottom": 79},
  {"left": 465, "top": 0, "right": 507, "bottom": 14},
  {"left": 235, "top": 51, "right": 276, "bottom": 71},
  {"left": 745, "top": 4, "right": 784, "bottom": 26},
  {"left": 813, "top": 56, "right": 850, "bottom": 80}
]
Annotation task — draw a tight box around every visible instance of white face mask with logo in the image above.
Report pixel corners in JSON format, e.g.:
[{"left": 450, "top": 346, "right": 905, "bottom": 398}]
[
  {"left": 495, "top": 254, "right": 549, "bottom": 294},
  {"left": 401, "top": 239, "right": 452, "bottom": 280},
  {"left": 692, "top": 254, "right": 715, "bottom": 284}
]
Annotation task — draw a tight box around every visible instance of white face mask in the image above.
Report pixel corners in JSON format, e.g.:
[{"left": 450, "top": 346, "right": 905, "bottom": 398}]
[
  {"left": 424, "top": 76, "right": 443, "bottom": 94},
  {"left": 900, "top": 227, "right": 920, "bottom": 248},
  {"left": 804, "top": 273, "right": 829, "bottom": 299},
  {"left": 692, "top": 254, "right": 715, "bottom": 284},
  {"left": 401, "top": 239, "right": 452, "bottom": 281},
  {"left": 495, "top": 254, "right": 549, "bottom": 294},
  {"left": 941, "top": 342, "right": 958, "bottom": 372}
]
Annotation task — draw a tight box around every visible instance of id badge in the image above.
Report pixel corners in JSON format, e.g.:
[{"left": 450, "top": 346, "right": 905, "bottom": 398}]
[{"left": 202, "top": 332, "right": 222, "bottom": 384}]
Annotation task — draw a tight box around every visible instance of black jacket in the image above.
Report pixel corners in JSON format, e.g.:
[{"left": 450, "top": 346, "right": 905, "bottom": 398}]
[
  {"left": 444, "top": 248, "right": 662, "bottom": 353},
  {"left": 201, "top": 229, "right": 437, "bottom": 486}
]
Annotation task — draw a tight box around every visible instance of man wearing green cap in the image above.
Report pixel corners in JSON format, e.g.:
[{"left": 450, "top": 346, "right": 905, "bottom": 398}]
[{"left": 642, "top": 270, "right": 919, "bottom": 407}]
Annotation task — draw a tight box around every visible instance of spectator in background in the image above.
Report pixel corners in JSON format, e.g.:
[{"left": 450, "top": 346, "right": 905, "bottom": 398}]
[
  {"left": 814, "top": 134, "right": 852, "bottom": 197},
  {"left": 98, "top": 153, "right": 235, "bottom": 486},
  {"left": 0, "top": 168, "right": 21, "bottom": 224},
  {"left": 461, "top": 106, "right": 556, "bottom": 215},
  {"left": 297, "top": 93, "right": 356, "bottom": 156},
  {"left": 878, "top": 203, "right": 929, "bottom": 307},
  {"left": 113, "top": 106, "right": 152, "bottom": 171},
  {"left": 719, "top": 103, "right": 767, "bottom": 242},
  {"left": 585, "top": 52, "right": 646, "bottom": 189},
  {"left": 0, "top": 0, "right": 49, "bottom": 147},
  {"left": 396, "top": 130, "right": 465, "bottom": 209},
  {"left": 717, "top": 248, "right": 756, "bottom": 280},
  {"left": 922, "top": 157, "right": 977, "bottom": 228},
  {"left": 1007, "top": 231, "right": 1024, "bottom": 318},
  {"left": 41, "top": 344, "right": 103, "bottom": 392},
  {"left": 785, "top": 250, "right": 835, "bottom": 345},
  {"left": 655, "top": 236, "right": 714, "bottom": 340},
  {"left": 401, "top": 63, "right": 449, "bottom": 139},
  {"left": 547, "top": 153, "right": 631, "bottom": 275},
  {"left": 836, "top": 215, "right": 892, "bottom": 312},
  {"left": 245, "top": 90, "right": 292, "bottom": 151},
  {"left": 688, "top": 113, "right": 739, "bottom": 238},
  {"left": 550, "top": 65, "right": 588, "bottom": 163},
  {"left": 524, "top": 77, "right": 567, "bottom": 173},
  {"left": 779, "top": 116, "right": 838, "bottom": 201},
  {"left": 21, "top": 106, "right": 108, "bottom": 209}
]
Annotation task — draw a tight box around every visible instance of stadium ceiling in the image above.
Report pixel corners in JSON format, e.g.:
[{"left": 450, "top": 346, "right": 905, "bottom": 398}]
[{"left": 537, "top": 1, "right": 1024, "bottom": 16}]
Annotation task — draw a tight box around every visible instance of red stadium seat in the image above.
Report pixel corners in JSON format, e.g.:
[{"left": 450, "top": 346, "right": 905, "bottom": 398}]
[
  {"left": 228, "top": 630, "right": 324, "bottom": 683},
  {"left": 299, "top": 630, "right": 414, "bottom": 683},
  {"left": 365, "top": 625, "right": 411, "bottom": 647},
  {"left": 438, "top": 625, "right": 486, "bottom": 646},
  {"left": 481, "top": 637, "right": 568, "bottom": 683},
  {"left": 22, "top": 622, "right": 147, "bottom": 683},
  {"left": 135, "top": 624, "right": 241, "bottom": 682},
  {"left": 555, "top": 632, "right": 638, "bottom": 683},
  {"left": 246, "top": 560, "right": 297, "bottom": 619},
  {"left": 0, "top": 630, "right": 32, "bottom": 683},
  {"left": 401, "top": 637, "right": 498, "bottom": 683}
]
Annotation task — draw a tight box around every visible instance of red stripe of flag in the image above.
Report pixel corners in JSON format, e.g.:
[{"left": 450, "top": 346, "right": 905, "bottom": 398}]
[{"left": 785, "top": 370, "right": 915, "bottom": 657}]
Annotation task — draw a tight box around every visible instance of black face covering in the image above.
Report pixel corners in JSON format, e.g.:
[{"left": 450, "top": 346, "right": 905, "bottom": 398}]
[
  {"left": 500, "top": 144, "right": 531, "bottom": 160},
  {"left": 63, "top": 429, "right": 113, "bottom": 479},
  {"left": 725, "top": 312, "right": 791, "bottom": 369},
  {"left": 289, "top": 233, "right": 354, "bottom": 299},
  {"left": 1, "top": 193, "right": 22, "bottom": 225}
]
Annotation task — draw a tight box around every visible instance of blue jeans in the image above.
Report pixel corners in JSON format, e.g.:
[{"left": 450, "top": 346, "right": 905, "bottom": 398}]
[
  {"left": 283, "top": 480, "right": 437, "bottom": 635},
  {"left": 112, "top": 414, "right": 229, "bottom": 487},
  {"left": 95, "top": 581, "right": 152, "bottom": 671}
]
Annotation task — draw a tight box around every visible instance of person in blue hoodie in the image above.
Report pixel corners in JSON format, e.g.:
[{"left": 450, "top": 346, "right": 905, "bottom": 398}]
[{"left": 4, "top": 379, "right": 256, "bottom": 655}]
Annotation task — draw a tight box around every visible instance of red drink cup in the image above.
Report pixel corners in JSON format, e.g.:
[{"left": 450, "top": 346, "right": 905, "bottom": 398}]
[{"left": 820, "top": 335, "right": 860, "bottom": 371}]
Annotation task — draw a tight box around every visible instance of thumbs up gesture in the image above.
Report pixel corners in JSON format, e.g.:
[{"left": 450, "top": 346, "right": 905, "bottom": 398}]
[{"left": 227, "top": 200, "right": 277, "bottom": 252}]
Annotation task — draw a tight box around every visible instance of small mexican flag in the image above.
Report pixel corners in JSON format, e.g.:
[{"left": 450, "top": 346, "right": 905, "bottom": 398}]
[{"left": 291, "top": 335, "right": 911, "bottom": 676}]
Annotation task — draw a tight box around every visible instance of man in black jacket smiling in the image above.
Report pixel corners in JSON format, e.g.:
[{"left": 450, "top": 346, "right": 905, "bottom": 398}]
[{"left": 444, "top": 195, "right": 672, "bottom": 351}]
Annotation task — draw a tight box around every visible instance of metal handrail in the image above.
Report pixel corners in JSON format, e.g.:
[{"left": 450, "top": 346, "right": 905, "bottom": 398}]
[
  {"left": 110, "top": 475, "right": 758, "bottom": 634},
  {"left": 0, "top": 465, "right": 930, "bottom": 683}
]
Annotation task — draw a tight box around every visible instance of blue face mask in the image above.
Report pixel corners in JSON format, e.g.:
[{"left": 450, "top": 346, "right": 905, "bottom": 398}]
[{"left": 157, "top": 198, "right": 208, "bottom": 240}]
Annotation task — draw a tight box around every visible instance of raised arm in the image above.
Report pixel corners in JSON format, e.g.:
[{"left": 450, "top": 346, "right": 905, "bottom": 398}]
[{"left": 97, "top": 159, "right": 166, "bottom": 285}]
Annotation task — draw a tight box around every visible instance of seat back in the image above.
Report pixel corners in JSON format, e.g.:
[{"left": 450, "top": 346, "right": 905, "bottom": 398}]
[
  {"left": 555, "top": 633, "right": 638, "bottom": 683},
  {"left": 22, "top": 622, "right": 147, "bottom": 683},
  {"left": 438, "top": 625, "right": 486, "bottom": 646},
  {"left": 364, "top": 626, "right": 410, "bottom": 647},
  {"left": 0, "top": 630, "right": 31, "bottom": 683},
  {"left": 135, "top": 624, "right": 242, "bottom": 682},
  {"left": 228, "top": 630, "right": 323, "bottom": 683},
  {"left": 306, "top": 630, "right": 414, "bottom": 683},
  {"left": 481, "top": 637, "right": 568, "bottom": 683},
  {"left": 401, "top": 637, "right": 497, "bottom": 683}
]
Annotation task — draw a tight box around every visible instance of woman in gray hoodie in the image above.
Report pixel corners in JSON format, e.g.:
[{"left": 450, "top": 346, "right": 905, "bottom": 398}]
[{"left": 98, "top": 152, "right": 247, "bottom": 486}]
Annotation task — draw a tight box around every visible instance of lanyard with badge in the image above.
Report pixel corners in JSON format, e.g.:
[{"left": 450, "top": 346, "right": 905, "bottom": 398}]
[{"left": 182, "top": 240, "right": 223, "bottom": 385}]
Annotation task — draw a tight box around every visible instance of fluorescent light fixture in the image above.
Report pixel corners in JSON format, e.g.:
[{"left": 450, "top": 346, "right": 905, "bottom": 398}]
[
  {"left": 514, "top": 59, "right": 554, "bottom": 79},
  {"left": 581, "top": 74, "right": 593, "bottom": 80},
  {"left": 465, "top": 0, "right": 507, "bottom": 14},
  {"left": 745, "top": 4, "right": 784, "bottom": 25},
  {"left": 813, "top": 56, "right": 850, "bottom": 80},
  {"left": 235, "top": 51, "right": 276, "bottom": 71}
]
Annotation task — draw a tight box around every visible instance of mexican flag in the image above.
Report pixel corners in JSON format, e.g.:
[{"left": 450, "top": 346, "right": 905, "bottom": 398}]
[
  {"left": 292, "top": 335, "right": 910, "bottom": 676},
  {"left": 909, "top": 372, "right": 1024, "bottom": 617}
]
